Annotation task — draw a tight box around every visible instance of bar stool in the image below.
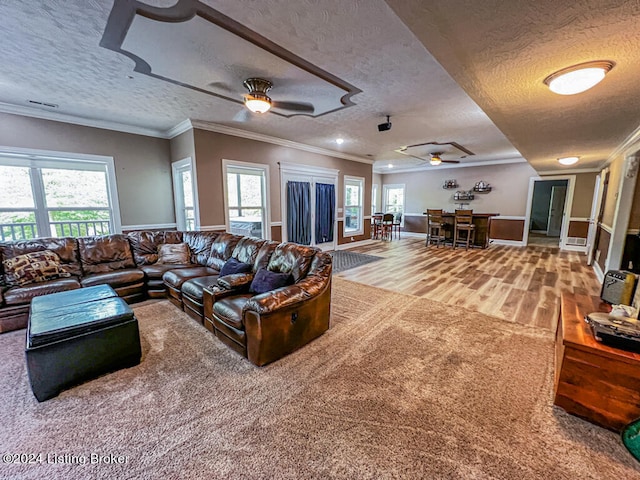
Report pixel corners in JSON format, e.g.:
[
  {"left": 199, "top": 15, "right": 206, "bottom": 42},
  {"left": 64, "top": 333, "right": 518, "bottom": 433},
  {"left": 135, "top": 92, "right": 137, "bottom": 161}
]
[
  {"left": 454, "top": 209, "right": 476, "bottom": 250},
  {"left": 426, "top": 209, "right": 446, "bottom": 247}
]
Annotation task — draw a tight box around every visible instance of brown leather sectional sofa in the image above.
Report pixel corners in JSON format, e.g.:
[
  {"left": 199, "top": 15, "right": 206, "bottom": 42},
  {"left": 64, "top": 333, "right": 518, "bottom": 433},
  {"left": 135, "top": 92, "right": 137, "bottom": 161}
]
[{"left": 0, "top": 231, "right": 332, "bottom": 365}]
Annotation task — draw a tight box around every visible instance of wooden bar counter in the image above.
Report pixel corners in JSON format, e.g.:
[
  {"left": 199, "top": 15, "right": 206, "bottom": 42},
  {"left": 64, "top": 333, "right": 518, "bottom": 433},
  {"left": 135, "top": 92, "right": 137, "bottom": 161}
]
[
  {"left": 554, "top": 292, "right": 640, "bottom": 432},
  {"left": 424, "top": 212, "right": 498, "bottom": 248}
]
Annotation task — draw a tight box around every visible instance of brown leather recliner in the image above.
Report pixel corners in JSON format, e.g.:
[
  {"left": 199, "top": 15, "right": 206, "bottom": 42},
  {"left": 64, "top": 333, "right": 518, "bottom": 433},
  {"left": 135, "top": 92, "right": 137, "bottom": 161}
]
[
  {"left": 181, "top": 235, "right": 273, "bottom": 324},
  {"left": 161, "top": 232, "right": 237, "bottom": 309},
  {"left": 209, "top": 243, "right": 332, "bottom": 366}
]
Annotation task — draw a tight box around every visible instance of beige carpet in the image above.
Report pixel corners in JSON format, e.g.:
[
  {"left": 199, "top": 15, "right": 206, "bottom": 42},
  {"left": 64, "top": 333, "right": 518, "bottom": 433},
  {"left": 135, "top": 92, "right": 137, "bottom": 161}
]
[{"left": 0, "top": 278, "right": 638, "bottom": 479}]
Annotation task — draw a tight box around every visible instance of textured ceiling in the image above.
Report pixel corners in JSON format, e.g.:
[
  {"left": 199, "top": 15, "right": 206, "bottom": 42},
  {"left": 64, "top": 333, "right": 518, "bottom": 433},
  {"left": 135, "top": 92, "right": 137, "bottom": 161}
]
[
  {"left": 1, "top": 0, "right": 637, "bottom": 174},
  {"left": 385, "top": 0, "right": 640, "bottom": 172}
]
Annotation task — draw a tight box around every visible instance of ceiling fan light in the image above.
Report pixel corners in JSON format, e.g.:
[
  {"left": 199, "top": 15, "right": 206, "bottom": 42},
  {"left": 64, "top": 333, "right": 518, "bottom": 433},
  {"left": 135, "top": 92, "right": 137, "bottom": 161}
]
[
  {"left": 430, "top": 154, "right": 442, "bottom": 166},
  {"left": 558, "top": 156, "right": 579, "bottom": 165},
  {"left": 245, "top": 93, "right": 271, "bottom": 113},
  {"left": 544, "top": 61, "right": 614, "bottom": 95}
]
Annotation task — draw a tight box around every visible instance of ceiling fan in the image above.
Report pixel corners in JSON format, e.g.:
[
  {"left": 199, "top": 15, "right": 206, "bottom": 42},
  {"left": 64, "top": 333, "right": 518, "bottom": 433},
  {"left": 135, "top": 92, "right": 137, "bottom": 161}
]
[
  {"left": 231, "top": 78, "right": 314, "bottom": 121},
  {"left": 428, "top": 152, "right": 460, "bottom": 166}
]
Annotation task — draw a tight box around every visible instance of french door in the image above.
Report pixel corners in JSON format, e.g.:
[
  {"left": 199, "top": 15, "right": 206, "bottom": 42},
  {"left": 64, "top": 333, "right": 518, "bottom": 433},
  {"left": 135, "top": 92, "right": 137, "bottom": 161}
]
[{"left": 280, "top": 163, "right": 338, "bottom": 251}]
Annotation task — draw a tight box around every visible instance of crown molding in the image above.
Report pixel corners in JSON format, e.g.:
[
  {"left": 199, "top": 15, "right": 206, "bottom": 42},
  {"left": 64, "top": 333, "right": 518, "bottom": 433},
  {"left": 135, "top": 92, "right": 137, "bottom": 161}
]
[
  {"left": 608, "top": 123, "right": 640, "bottom": 162},
  {"left": 189, "top": 120, "right": 373, "bottom": 164},
  {"left": 537, "top": 167, "right": 601, "bottom": 175},
  {"left": 0, "top": 102, "right": 169, "bottom": 139},
  {"left": 165, "top": 119, "right": 194, "bottom": 139},
  {"left": 374, "top": 157, "right": 526, "bottom": 174}
]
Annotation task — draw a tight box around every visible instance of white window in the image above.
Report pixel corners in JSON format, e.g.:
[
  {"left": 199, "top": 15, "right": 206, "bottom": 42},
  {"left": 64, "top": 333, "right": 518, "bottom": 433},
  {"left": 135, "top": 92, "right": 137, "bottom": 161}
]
[
  {"left": 344, "top": 176, "right": 364, "bottom": 236},
  {"left": 0, "top": 149, "right": 121, "bottom": 241},
  {"left": 372, "top": 184, "right": 378, "bottom": 214},
  {"left": 223, "top": 160, "right": 270, "bottom": 239},
  {"left": 172, "top": 158, "right": 198, "bottom": 231},
  {"left": 383, "top": 184, "right": 405, "bottom": 215}
]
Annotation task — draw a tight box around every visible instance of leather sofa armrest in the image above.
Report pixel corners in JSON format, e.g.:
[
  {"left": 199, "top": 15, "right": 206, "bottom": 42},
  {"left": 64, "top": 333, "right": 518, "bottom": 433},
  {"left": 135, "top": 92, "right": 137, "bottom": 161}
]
[
  {"left": 217, "top": 272, "right": 254, "bottom": 291},
  {"left": 243, "top": 250, "right": 332, "bottom": 316},
  {"left": 243, "top": 280, "right": 325, "bottom": 316}
]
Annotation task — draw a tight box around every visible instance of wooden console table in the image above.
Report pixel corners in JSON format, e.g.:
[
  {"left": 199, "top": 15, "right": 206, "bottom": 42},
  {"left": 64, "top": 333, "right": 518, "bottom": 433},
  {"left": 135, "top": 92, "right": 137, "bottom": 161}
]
[{"left": 554, "top": 292, "right": 640, "bottom": 432}]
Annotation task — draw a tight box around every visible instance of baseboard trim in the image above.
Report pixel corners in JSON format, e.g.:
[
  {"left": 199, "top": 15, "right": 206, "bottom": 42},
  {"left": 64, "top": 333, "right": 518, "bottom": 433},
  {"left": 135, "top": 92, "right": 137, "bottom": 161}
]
[
  {"left": 336, "top": 239, "right": 376, "bottom": 250},
  {"left": 398, "top": 231, "right": 426, "bottom": 239},
  {"left": 121, "top": 223, "right": 177, "bottom": 231},
  {"left": 199, "top": 225, "right": 227, "bottom": 231},
  {"left": 489, "top": 239, "right": 526, "bottom": 247},
  {"left": 593, "top": 262, "right": 605, "bottom": 283},
  {"left": 561, "top": 244, "right": 588, "bottom": 253}
]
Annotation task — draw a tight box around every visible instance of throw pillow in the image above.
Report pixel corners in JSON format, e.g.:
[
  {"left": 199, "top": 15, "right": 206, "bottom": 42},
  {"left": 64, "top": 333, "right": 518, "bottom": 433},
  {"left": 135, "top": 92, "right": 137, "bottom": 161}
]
[
  {"left": 249, "top": 268, "right": 293, "bottom": 294},
  {"left": 3, "top": 250, "right": 71, "bottom": 287},
  {"left": 220, "top": 258, "right": 253, "bottom": 277},
  {"left": 157, "top": 243, "right": 190, "bottom": 264}
]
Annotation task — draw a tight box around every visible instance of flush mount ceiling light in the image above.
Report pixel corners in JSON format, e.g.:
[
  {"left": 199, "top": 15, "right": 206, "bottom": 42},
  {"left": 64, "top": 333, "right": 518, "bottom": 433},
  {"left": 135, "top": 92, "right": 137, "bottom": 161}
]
[
  {"left": 558, "top": 156, "right": 579, "bottom": 165},
  {"left": 544, "top": 60, "right": 615, "bottom": 95},
  {"left": 336, "top": 138, "right": 344, "bottom": 145},
  {"left": 430, "top": 153, "right": 442, "bottom": 166},
  {"left": 388, "top": 163, "right": 393, "bottom": 168},
  {"left": 243, "top": 78, "right": 272, "bottom": 113}
]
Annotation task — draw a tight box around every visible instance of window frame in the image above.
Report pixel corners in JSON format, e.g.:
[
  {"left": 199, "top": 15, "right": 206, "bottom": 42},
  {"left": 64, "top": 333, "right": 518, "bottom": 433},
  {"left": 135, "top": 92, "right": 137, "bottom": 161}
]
[
  {"left": 344, "top": 175, "right": 365, "bottom": 237},
  {"left": 172, "top": 157, "right": 199, "bottom": 231},
  {"left": 0, "top": 146, "right": 122, "bottom": 240},
  {"left": 382, "top": 183, "right": 406, "bottom": 226},
  {"left": 372, "top": 184, "right": 378, "bottom": 215},
  {"left": 222, "top": 159, "right": 271, "bottom": 240}
]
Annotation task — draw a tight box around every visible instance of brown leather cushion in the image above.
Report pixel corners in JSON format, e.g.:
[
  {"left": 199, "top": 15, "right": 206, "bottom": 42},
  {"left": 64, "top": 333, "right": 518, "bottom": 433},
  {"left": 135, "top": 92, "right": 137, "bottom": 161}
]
[
  {"left": 181, "top": 275, "right": 219, "bottom": 302},
  {"left": 162, "top": 266, "right": 218, "bottom": 289},
  {"left": 127, "top": 231, "right": 175, "bottom": 265},
  {"left": 206, "top": 233, "right": 242, "bottom": 271},
  {"left": 3, "top": 277, "right": 82, "bottom": 306},
  {"left": 213, "top": 294, "right": 253, "bottom": 330},
  {"left": 80, "top": 268, "right": 145, "bottom": 288},
  {"left": 231, "top": 237, "right": 266, "bottom": 267},
  {"left": 267, "top": 243, "right": 317, "bottom": 283},
  {"left": 78, "top": 235, "right": 135, "bottom": 274},
  {"left": 182, "top": 231, "right": 219, "bottom": 266},
  {"left": 157, "top": 243, "right": 190, "bottom": 264},
  {"left": 138, "top": 263, "right": 194, "bottom": 280}
]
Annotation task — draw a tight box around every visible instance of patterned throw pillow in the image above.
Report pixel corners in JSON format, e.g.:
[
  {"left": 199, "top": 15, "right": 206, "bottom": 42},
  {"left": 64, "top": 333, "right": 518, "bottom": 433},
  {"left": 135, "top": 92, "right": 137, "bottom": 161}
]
[
  {"left": 3, "top": 250, "right": 72, "bottom": 287},
  {"left": 157, "top": 243, "right": 190, "bottom": 265}
]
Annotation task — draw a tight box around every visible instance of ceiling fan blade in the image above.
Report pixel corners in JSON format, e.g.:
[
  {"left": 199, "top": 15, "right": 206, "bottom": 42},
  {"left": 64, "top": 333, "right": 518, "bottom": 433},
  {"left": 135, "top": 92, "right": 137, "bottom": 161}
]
[
  {"left": 272, "top": 100, "right": 314, "bottom": 113},
  {"left": 207, "top": 81, "right": 236, "bottom": 94},
  {"left": 232, "top": 108, "right": 251, "bottom": 122},
  {"left": 441, "top": 160, "right": 460, "bottom": 164}
]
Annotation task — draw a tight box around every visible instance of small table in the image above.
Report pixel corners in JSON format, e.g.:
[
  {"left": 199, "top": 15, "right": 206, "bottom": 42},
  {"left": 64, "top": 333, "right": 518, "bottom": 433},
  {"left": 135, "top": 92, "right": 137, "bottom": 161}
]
[
  {"left": 26, "top": 285, "right": 141, "bottom": 401},
  {"left": 554, "top": 292, "right": 640, "bottom": 431}
]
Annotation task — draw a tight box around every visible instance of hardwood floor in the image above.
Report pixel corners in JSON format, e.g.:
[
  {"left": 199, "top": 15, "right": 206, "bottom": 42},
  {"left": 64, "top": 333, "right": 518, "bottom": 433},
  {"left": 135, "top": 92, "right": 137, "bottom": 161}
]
[{"left": 335, "top": 237, "right": 601, "bottom": 331}]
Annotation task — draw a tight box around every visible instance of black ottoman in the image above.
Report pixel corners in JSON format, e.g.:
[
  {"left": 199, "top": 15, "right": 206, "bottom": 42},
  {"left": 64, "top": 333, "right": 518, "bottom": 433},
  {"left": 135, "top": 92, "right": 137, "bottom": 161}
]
[{"left": 25, "top": 285, "right": 141, "bottom": 402}]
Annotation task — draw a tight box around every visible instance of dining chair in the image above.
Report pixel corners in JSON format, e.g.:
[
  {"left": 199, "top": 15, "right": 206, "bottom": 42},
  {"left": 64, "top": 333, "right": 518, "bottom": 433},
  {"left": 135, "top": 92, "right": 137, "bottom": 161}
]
[
  {"left": 426, "top": 209, "right": 446, "bottom": 247},
  {"left": 381, "top": 213, "right": 394, "bottom": 240},
  {"left": 371, "top": 212, "right": 383, "bottom": 239},
  {"left": 453, "top": 209, "right": 476, "bottom": 250},
  {"left": 392, "top": 212, "right": 402, "bottom": 240}
]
